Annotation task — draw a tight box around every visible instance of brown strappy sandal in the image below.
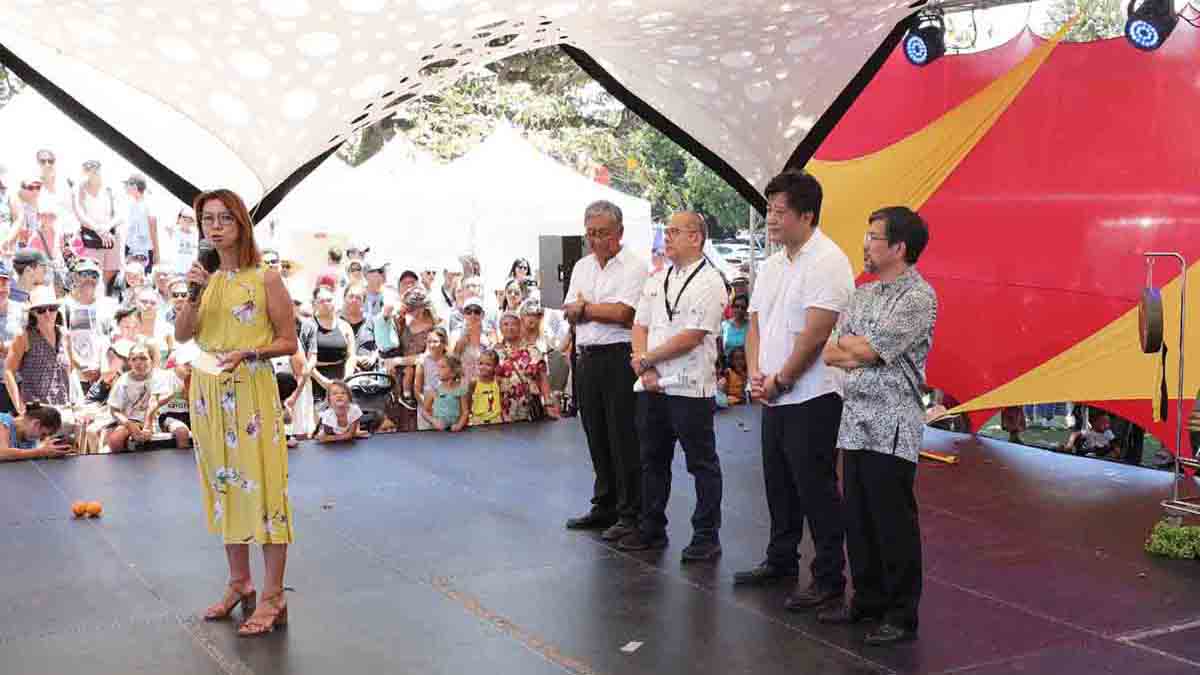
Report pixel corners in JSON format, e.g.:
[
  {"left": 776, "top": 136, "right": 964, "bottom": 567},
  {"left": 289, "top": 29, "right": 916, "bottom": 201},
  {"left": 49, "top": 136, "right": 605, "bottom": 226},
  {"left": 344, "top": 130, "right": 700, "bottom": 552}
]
[
  {"left": 203, "top": 582, "right": 257, "bottom": 621},
  {"left": 237, "top": 589, "right": 288, "bottom": 637}
]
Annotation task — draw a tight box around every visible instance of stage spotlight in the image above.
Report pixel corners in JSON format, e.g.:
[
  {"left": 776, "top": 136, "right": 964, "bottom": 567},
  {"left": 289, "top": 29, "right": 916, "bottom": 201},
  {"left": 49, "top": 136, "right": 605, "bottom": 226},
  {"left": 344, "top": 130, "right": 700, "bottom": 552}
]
[
  {"left": 904, "top": 12, "right": 946, "bottom": 67},
  {"left": 1125, "top": 0, "right": 1178, "bottom": 51}
]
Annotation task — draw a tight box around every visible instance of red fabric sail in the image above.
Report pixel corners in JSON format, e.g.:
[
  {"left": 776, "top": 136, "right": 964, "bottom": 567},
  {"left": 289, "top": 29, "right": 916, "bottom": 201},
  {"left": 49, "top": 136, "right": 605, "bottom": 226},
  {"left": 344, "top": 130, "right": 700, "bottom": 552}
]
[{"left": 813, "top": 25, "right": 1200, "bottom": 449}]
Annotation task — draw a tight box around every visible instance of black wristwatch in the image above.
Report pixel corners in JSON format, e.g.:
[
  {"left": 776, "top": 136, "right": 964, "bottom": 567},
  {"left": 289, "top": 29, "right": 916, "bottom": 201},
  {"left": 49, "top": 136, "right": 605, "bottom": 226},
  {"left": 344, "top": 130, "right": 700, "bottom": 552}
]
[{"left": 775, "top": 374, "right": 794, "bottom": 394}]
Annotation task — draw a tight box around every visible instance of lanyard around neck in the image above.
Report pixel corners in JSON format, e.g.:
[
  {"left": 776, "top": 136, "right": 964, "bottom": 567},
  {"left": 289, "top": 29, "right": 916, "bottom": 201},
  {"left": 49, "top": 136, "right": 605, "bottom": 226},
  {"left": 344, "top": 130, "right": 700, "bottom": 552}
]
[{"left": 664, "top": 259, "right": 706, "bottom": 322}]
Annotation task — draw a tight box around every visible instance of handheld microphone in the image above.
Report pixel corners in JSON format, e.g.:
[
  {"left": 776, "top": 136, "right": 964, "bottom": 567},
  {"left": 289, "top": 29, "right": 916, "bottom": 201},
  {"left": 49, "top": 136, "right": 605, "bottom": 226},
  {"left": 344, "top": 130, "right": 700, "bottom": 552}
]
[{"left": 188, "top": 239, "right": 220, "bottom": 303}]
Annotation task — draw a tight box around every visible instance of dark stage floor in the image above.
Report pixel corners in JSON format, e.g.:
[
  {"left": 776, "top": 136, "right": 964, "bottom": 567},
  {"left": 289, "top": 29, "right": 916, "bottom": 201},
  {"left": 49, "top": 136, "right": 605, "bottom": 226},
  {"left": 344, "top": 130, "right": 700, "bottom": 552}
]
[{"left": 4, "top": 405, "right": 1200, "bottom": 674}]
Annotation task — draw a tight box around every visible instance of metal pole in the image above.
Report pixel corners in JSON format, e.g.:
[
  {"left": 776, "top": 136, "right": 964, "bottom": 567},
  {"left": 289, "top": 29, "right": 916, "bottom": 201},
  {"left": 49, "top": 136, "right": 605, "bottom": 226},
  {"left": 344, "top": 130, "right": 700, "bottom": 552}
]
[{"left": 1144, "top": 252, "right": 1187, "bottom": 504}]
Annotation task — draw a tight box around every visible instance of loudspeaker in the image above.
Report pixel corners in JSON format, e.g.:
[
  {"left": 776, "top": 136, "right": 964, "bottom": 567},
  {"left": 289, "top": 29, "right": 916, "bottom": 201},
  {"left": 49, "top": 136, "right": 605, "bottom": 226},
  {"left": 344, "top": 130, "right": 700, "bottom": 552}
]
[{"left": 538, "top": 235, "right": 589, "bottom": 309}]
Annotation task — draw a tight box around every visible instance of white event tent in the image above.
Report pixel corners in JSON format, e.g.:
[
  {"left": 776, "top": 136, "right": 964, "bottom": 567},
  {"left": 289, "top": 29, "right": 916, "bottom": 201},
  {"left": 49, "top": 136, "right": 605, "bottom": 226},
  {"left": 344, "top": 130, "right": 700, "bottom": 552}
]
[{"left": 271, "top": 123, "right": 653, "bottom": 289}]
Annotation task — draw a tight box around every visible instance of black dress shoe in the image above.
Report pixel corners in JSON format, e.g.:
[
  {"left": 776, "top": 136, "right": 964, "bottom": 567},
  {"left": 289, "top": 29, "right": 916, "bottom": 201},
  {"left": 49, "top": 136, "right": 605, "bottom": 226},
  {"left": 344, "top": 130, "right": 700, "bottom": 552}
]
[
  {"left": 616, "top": 531, "right": 668, "bottom": 551},
  {"left": 732, "top": 562, "right": 799, "bottom": 586},
  {"left": 816, "top": 605, "right": 883, "bottom": 625},
  {"left": 601, "top": 521, "right": 638, "bottom": 541},
  {"left": 680, "top": 539, "right": 722, "bottom": 562},
  {"left": 565, "top": 510, "right": 618, "bottom": 530},
  {"left": 784, "top": 583, "right": 845, "bottom": 611},
  {"left": 864, "top": 623, "right": 917, "bottom": 645}
]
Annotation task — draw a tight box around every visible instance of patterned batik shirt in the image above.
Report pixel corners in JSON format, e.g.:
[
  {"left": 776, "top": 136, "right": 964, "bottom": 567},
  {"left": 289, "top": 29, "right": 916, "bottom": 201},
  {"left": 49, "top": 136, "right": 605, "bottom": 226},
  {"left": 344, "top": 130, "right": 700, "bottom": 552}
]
[{"left": 835, "top": 267, "right": 937, "bottom": 463}]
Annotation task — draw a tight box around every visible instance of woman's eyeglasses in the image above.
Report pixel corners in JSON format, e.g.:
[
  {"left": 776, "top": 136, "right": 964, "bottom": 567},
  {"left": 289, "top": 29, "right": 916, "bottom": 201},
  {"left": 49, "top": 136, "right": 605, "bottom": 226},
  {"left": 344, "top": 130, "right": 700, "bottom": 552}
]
[
  {"left": 464, "top": 307, "right": 484, "bottom": 316},
  {"left": 171, "top": 292, "right": 189, "bottom": 299},
  {"left": 32, "top": 306, "right": 57, "bottom": 315},
  {"left": 78, "top": 271, "right": 100, "bottom": 281},
  {"left": 281, "top": 262, "right": 292, "bottom": 270},
  {"left": 200, "top": 212, "right": 236, "bottom": 228}
]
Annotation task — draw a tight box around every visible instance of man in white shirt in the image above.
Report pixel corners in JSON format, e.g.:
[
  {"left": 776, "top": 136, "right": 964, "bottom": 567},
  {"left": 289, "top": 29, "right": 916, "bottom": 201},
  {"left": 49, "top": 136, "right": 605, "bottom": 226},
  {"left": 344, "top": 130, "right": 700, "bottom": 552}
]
[
  {"left": 619, "top": 212, "right": 726, "bottom": 561},
  {"left": 562, "top": 200, "right": 648, "bottom": 538},
  {"left": 734, "top": 171, "right": 855, "bottom": 615}
]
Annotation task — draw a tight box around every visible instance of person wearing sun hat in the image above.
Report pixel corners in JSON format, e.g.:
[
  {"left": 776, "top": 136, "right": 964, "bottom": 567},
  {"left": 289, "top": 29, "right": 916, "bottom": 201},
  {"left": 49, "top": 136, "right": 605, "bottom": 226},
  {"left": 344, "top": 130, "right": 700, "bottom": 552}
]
[
  {"left": 451, "top": 294, "right": 492, "bottom": 383},
  {"left": 63, "top": 257, "right": 115, "bottom": 396},
  {"left": 4, "top": 285, "right": 70, "bottom": 412}
]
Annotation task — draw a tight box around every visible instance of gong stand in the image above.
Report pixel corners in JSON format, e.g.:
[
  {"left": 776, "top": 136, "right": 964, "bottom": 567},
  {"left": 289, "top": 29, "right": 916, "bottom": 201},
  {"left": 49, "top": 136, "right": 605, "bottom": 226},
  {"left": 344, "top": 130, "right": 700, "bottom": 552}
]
[{"left": 1142, "top": 253, "right": 1195, "bottom": 518}]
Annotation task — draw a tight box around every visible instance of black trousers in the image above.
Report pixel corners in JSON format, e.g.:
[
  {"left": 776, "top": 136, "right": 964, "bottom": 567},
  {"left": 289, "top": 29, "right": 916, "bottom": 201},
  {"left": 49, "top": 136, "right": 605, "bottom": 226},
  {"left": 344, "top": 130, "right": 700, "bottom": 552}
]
[
  {"left": 843, "top": 449, "right": 922, "bottom": 630},
  {"left": 575, "top": 344, "right": 640, "bottom": 522},
  {"left": 636, "top": 392, "right": 722, "bottom": 542},
  {"left": 762, "top": 393, "right": 845, "bottom": 591}
]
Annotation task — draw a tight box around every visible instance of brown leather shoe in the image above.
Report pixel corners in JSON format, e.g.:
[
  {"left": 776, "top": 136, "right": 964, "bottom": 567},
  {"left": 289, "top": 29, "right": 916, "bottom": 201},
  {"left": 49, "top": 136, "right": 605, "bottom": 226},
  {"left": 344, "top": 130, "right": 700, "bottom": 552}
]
[{"left": 784, "top": 583, "right": 845, "bottom": 611}]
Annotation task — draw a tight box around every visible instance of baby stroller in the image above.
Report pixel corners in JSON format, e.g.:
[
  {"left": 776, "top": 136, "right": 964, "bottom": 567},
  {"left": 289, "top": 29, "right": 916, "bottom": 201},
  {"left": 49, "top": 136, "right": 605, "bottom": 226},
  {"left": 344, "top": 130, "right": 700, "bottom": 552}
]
[{"left": 344, "top": 370, "right": 412, "bottom": 433}]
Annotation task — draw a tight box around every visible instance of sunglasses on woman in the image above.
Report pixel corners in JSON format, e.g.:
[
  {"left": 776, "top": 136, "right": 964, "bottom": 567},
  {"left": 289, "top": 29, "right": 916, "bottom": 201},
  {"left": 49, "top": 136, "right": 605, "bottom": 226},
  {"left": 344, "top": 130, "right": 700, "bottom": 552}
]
[
  {"left": 32, "top": 306, "right": 57, "bottom": 315},
  {"left": 464, "top": 307, "right": 484, "bottom": 316}
]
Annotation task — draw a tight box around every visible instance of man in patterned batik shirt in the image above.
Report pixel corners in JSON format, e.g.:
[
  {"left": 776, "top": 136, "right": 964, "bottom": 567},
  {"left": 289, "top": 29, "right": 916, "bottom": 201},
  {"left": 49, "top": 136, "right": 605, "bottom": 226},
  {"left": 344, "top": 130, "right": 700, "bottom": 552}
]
[{"left": 819, "top": 206, "right": 937, "bottom": 647}]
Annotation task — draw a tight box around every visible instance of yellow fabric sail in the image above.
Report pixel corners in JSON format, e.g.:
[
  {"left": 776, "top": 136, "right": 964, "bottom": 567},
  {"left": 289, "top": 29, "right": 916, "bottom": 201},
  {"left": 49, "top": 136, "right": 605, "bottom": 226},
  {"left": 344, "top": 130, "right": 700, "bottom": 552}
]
[
  {"left": 807, "top": 21, "right": 1073, "bottom": 277},
  {"left": 949, "top": 266, "right": 1197, "bottom": 414}
]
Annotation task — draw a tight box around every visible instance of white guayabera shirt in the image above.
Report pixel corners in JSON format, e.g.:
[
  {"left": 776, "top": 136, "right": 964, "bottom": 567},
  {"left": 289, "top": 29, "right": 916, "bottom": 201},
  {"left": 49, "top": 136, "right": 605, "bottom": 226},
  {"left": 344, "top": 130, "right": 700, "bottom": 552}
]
[{"left": 633, "top": 257, "right": 727, "bottom": 398}]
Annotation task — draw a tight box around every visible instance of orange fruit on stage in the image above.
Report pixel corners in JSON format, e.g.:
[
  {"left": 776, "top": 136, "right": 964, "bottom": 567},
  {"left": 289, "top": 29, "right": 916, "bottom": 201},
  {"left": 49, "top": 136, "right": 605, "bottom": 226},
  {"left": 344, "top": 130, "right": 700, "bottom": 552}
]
[
  {"left": 71, "top": 501, "right": 87, "bottom": 518},
  {"left": 85, "top": 501, "right": 103, "bottom": 517}
]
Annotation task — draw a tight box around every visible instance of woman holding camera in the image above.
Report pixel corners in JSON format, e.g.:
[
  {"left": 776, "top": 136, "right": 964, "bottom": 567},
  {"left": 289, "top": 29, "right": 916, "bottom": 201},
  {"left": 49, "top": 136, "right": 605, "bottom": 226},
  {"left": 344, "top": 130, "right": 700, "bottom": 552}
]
[{"left": 0, "top": 403, "right": 72, "bottom": 461}]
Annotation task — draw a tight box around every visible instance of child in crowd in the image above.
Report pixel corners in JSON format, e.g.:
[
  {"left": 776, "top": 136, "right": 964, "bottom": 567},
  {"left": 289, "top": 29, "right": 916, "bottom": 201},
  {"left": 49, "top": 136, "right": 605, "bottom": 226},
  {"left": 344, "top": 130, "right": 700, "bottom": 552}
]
[
  {"left": 1058, "top": 412, "right": 1119, "bottom": 458},
  {"left": 723, "top": 347, "right": 748, "bottom": 406},
  {"left": 158, "top": 344, "right": 195, "bottom": 449},
  {"left": 104, "top": 340, "right": 178, "bottom": 452},
  {"left": 86, "top": 338, "right": 132, "bottom": 404},
  {"left": 469, "top": 349, "right": 503, "bottom": 427},
  {"left": 315, "top": 380, "right": 369, "bottom": 443},
  {"left": 422, "top": 354, "right": 468, "bottom": 432},
  {"left": 414, "top": 327, "right": 448, "bottom": 431}
]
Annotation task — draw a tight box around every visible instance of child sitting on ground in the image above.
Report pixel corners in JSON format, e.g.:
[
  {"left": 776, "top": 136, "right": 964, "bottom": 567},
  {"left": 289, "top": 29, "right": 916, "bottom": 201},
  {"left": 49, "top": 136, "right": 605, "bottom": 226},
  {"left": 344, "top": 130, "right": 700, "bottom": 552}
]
[
  {"left": 105, "top": 340, "right": 180, "bottom": 452},
  {"left": 315, "top": 380, "right": 369, "bottom": 443},
  {"left": 414, "top": 327, "right": 448, "bottom": 431},
  {"left": 422, "top": 354, "right": 469, "bottom": 432},
  {"left": 469, "top": 349, "right": 503, "bottom": 427},
  {"left": 1057, "top": 412, "right": 1120, "bottom": 458}
]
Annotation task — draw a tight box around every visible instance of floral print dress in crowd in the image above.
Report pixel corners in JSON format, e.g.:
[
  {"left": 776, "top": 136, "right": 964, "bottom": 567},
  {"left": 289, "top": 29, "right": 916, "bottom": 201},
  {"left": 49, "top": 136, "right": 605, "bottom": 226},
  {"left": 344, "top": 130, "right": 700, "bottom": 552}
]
[
  {"left": 495, "top": 342, "right": 547, "bottom": 423},
  {"left": 191, "top": 266, "right": 293, "bottom": 544}
]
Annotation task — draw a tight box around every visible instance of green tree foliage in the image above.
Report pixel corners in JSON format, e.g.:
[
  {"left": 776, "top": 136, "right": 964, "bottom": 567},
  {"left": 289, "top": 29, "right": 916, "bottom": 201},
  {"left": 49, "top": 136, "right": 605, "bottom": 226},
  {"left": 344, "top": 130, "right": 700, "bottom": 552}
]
[
  {"left": 339, "top": 47, "right": 752, "bottom": 239},
  {"left": 0, "top": 67, "right": 25, "bottom": 109},
  {"left": 1043, "top": 0, "right": 1127, "bottom": 41}
]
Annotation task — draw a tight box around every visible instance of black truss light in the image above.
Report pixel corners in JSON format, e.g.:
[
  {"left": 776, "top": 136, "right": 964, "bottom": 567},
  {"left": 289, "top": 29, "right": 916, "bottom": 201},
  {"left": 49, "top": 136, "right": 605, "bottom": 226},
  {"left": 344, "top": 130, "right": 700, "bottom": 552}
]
[
  {"left": 1125, "top": 0, "right": 1179, "bottom": 51},
  {"left": 904, "top": 11, "right": 946, "bottom": 66}
]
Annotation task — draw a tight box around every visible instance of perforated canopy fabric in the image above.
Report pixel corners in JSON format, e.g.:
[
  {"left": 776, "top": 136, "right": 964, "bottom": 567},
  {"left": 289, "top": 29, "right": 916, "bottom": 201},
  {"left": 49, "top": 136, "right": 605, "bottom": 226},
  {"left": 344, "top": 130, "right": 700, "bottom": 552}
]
[{"left": 0, "top": 0, "right": 913, "bottom": 209}]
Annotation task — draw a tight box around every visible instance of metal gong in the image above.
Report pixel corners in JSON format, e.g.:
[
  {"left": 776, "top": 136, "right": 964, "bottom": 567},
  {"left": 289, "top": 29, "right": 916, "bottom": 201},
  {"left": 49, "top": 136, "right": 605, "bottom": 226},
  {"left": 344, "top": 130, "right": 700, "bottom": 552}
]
[{"left": 1139, "top": 286, "right": 1164, "bottom": 354}]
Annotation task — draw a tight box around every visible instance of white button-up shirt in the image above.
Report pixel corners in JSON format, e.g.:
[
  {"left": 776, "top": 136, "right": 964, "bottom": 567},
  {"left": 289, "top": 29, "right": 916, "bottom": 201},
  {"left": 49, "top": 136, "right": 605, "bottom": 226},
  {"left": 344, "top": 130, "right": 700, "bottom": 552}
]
[
  {"left": 566, "top": 246, "right": 648, "bottom": 347},
  {"left": 634, "top": 257, "right": 727, "bottom": 398},
  {"left": 749, "top": 228, "right": 854, "bottom": 407}
]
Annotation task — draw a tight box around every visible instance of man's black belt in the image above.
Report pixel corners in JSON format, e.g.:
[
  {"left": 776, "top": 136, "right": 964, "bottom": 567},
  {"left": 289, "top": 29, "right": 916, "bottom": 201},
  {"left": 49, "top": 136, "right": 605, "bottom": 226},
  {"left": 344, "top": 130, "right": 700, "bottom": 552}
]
[{"left": 577, "top": 342, "right": 631, "bottom": 355}]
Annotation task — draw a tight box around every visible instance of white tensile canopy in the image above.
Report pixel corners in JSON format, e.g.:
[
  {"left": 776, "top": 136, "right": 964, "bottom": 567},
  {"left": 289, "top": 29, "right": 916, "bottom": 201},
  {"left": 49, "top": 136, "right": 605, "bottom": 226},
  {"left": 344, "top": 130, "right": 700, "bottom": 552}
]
[
  {"left": 271, "top": 123, "right": 652, "bottom": 289},
  {"left": 0, "top": 1, "right": 914, "bottom": 210}
]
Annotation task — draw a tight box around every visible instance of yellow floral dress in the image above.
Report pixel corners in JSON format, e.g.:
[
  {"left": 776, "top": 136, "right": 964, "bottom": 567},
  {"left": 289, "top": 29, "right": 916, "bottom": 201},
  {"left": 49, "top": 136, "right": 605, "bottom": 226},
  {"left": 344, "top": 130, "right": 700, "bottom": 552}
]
[{"left": 191, "top": 266, "right": 293, "bottom": 544}]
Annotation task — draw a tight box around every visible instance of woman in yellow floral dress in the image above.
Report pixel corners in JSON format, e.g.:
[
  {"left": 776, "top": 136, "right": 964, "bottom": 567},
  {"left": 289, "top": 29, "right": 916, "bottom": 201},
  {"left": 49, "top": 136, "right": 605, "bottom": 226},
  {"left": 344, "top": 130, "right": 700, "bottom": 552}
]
[{"left": 175, "top": 189, "right": 298, "bottom": 637}]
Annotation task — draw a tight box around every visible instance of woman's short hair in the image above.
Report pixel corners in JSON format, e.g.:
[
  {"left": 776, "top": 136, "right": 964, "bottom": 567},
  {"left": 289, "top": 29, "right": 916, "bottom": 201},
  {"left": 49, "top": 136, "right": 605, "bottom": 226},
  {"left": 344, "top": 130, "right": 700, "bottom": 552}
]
[{"left": 192, "top": 189, "right": 261, "bottom": 270}]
